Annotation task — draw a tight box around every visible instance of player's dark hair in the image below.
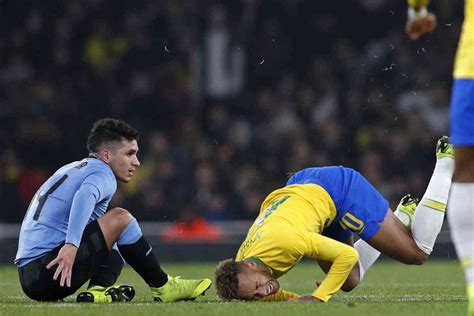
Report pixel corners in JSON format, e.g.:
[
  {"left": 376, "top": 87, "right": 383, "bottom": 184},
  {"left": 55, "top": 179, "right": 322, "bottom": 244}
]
[
  {"left": 215, "top": 259, "right": 245, "bottom": 301},
  {"left": 87, "top": 118, "right": 139, "bottom": 153}
]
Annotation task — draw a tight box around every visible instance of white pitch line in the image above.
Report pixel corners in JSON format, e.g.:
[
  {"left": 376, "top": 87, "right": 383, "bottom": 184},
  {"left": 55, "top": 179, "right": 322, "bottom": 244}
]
[
  {"left": 18, "top": 302, "right": 195, "bottom": 308},
  {"left": 15, "top": 295, "right": 467, "bottom": 307},
  {"left": 360, "top": 282, "right": 463, "bottom": 287},
  {"left": 337, "top": 294, "right": 467, "bottom": 302}
]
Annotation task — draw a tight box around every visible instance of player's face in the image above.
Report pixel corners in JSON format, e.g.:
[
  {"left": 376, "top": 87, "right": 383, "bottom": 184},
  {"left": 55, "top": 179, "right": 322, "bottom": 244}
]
[
  {"left": 107, "top": 139, "right": 140, "bottom": 183},
  {"left": 236, "top": 265, "right": 280, "bottom": 300}
]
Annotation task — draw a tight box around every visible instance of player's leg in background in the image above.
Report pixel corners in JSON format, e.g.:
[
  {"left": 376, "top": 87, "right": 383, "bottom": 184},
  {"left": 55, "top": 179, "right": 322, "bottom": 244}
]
[
  {"left": 366, "top": 137, "right": 454, "bottom": 263},
  {"left": 411, "top": 136, "right": 454, "bottom": 255},
  {"left": 447, "top": 78, "right": 474, "bottom": 315},
  {"left": 449, "top": 147, "right": 474, "bottom": 315}
]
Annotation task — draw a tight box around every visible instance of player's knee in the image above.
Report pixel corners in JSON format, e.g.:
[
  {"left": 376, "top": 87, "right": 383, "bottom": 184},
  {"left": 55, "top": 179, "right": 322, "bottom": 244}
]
[
  {"left": 108, "top": 207, "right": 133, "bottom": 229},
  {"left": 402, "top": 249, "right": 428, "bottom": 265},
  {"left": 410, "top": 254, "right": 427, "bottom": 265}
]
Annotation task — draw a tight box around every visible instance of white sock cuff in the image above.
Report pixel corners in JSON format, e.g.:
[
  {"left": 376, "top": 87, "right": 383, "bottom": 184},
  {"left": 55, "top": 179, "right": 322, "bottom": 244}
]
[{"left": 414, "top": 238, "right": 433, "bottom": 255}]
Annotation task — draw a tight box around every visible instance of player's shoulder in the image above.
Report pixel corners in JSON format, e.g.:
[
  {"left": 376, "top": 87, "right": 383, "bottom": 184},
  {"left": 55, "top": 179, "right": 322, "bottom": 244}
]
[
  {"left": 55, "top": 158, "right": 113, "bottom": 179},
  {"left": 63, "top": 158, "right": 116, "bottom": 188},
  {"left": 82, "top": 158, "right": 117, "bottom": 193},
  {"left": 83, "top": 158, "right": 114, "bottom": 176}
]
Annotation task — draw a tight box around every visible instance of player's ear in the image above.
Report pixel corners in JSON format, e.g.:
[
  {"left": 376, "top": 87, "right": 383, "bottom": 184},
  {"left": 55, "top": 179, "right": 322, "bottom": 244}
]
[
  {"left": 99, "top": 148, "right": 112, "bottom": 163},
  {"left": 243, "top": 260, "right": 257, "bottom": 268}
]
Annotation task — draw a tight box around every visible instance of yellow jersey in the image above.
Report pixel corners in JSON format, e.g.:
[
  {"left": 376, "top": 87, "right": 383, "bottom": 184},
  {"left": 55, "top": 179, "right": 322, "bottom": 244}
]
[
  {"left": 455, "top": 0, "right": 474, "bottom": 78},
  {"left": 236, "top": 184, "right": 359, "bottom": 302}
]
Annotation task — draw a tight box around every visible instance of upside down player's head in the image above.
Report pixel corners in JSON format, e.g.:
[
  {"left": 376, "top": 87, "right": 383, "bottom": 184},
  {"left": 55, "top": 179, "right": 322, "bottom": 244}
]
[
  {"left": 215, "top": 259, "right": 280, "bottom": 301},
  {"left": 87, "top": 118, "right": 140, "bottom": 183}
]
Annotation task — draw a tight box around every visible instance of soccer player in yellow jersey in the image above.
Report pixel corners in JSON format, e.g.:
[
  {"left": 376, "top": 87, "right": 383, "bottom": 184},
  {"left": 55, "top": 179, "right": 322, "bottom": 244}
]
[
  {"left": 215, "top": 137, "right": 454, "bottom": 302},
  {"left": 406, "top": 1, "right": 474, "bottom": 315}
]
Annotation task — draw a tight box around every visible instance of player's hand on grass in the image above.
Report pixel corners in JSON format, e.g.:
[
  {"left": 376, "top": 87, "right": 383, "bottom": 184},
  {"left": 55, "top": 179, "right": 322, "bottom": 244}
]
[
  {"left": 406, "top": 12, "right": 437, "bottom": 40},
  {"left": 288, "top": 295, "right": 323, "bottom": 303},
  {"left": 46, "top": 243, "right": 78, "bottom": 287}
]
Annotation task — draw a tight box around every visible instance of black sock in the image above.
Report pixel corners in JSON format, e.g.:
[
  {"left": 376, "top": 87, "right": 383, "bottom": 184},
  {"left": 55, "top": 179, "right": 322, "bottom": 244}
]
[
  {"left": 89, "top": 249, "right": 124, "bottom": 288},
  {"left": 118, "top": 236, "right": 168, "bottom": 288}
]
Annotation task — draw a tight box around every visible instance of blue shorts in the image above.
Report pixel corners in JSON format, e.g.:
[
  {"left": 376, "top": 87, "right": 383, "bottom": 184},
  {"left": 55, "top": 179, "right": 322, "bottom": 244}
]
[
  {"left": 323, "top": 220, "right": 353, "bottom": 243},
  {"left": 451, "top": 79, "right": 474, "bottom": 146},
  {"left": 287, "top": 166, "right": 389, "bottom": 240}
]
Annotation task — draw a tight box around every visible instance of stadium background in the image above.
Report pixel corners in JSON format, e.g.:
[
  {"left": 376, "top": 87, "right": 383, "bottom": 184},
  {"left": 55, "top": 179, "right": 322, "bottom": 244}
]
[{"left": 0, "top": 0, "right": 464, "bottom": 262}]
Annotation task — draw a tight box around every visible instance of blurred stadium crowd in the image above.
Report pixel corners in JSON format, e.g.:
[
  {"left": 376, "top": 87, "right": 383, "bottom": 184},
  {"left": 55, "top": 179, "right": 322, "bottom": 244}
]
[{"left": 0, "top": 0, "right": 464, "bottom": 223}]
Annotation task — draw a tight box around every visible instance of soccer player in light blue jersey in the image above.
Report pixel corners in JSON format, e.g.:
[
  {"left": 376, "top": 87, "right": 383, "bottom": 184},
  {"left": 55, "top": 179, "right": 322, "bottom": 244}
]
[{"left": 15, "top": 118, "right": 212, "bottom": 302}]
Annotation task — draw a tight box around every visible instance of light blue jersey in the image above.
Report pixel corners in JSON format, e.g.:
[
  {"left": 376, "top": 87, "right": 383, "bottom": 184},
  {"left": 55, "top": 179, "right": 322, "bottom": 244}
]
[{"left": 15, "top": 158, "right": 117, "bottom": 267}]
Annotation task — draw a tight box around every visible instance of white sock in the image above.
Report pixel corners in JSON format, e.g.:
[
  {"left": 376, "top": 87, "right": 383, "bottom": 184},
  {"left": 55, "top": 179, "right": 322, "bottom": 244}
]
[
  {"left": 355, "top": 239, "right": 380, "bottom": 281},
  {"left": 412, "top": 157, "right": 454, "bottom": 254},
  {"left": 355, "top": 208, "right": 410, "bottom": 280},
  {"left": 448, "top": 183, "right": 474, "bottom": 286}
]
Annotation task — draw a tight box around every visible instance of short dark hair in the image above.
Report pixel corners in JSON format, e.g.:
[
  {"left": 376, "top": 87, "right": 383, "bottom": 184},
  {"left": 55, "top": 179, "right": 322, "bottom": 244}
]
[
  {"left": 214, "top": 259, "right": 245, "bottom": 301},
  {"left": 87, "top": 118, "right": 139, "bottom": 153}
]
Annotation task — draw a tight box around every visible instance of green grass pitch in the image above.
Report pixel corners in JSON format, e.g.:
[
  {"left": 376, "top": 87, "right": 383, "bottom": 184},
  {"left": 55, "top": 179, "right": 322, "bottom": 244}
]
[{"left": 0, "top": 260, "right": 468, "bottom": 316}]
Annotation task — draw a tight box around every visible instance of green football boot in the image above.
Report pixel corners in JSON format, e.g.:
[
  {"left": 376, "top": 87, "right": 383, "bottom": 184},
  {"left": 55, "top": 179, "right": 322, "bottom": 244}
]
[
  {"left": 151, "top": 275, "right": 212, "bottom": 302},
  {"left": 76, "top": 284, "right": 135, "bottom": 303},
  {"left": 436, "top": 135, "right": 454, "bottom": 160},
  {"left": 396, "top": 194, "right": 419, "bottom": 228}
]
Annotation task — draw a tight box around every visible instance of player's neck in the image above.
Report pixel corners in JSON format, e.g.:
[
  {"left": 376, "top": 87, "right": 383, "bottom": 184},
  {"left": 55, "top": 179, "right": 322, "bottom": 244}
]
[{"left": 88, "top": 153, "right": 100, "bottom": 159}]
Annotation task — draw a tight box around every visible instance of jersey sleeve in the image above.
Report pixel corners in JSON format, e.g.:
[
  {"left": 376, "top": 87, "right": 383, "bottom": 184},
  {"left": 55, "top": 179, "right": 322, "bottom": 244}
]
[
  {"left": 302, "top": 232, "right": 359, "bottom": 302},
  {"left": 260, "top": 288, "right": 300, "bottom": 302},
  {"left": 65, "top": 171, "right": 115, "bottom": 247}
]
